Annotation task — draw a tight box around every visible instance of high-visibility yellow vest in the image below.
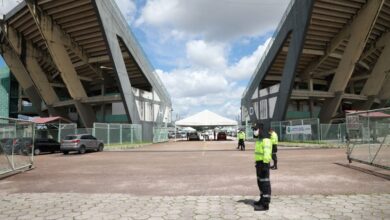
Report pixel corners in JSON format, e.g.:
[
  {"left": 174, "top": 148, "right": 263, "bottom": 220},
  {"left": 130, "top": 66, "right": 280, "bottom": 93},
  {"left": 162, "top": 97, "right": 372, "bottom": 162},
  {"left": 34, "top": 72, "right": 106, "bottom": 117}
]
[
  {"left": 270, "top": 131, "right": 278, "bottom": 145},
  {"left": 238, "top": 131, "right": 246, "bottom": 140},
  {"left": 255, "top": 138, "right": 272, "bottom": 163}
]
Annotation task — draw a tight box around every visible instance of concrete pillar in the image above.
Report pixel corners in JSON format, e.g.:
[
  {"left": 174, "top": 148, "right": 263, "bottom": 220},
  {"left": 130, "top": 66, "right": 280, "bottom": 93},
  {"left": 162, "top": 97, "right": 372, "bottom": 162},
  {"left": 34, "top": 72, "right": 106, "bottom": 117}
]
[
  {"left": 319, "top": 0, "right": 384, "bottom": 123},
  {"left": 360, "top": 37, "right": 390, "bottom": 109},
  {"left": 25, "top": 1, "right": 96, "bottom": 127}
]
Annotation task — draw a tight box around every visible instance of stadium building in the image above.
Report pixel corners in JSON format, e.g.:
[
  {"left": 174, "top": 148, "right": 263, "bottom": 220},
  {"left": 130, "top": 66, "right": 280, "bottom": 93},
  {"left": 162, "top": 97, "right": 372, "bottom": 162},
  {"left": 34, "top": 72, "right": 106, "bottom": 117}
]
[{"left": 241, "top": 0, "right": 390, "bottom": 129}]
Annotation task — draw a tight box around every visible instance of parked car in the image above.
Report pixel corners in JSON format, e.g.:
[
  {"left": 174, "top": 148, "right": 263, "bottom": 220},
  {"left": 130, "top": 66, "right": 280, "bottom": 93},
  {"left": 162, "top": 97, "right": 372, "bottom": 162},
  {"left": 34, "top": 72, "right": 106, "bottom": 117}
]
[
  {"left": 217, "top": 132, "right": 227, "bottom": 140},
  {"left": 188, "top": 132, "right": 200, "bottom": 141},
  {"left": 22, "top": 138, "right": 61, "bottom": 155},
  {"left": 60, "top": 134, "right": 104, "bottom": 154}
]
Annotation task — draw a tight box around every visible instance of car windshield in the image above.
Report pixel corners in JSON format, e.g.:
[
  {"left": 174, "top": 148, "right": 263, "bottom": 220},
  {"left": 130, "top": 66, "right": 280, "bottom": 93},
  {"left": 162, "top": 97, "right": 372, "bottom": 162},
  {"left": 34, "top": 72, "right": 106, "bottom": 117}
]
[{"left": 64, "top": 135, "right": 78, "bottom": 140}]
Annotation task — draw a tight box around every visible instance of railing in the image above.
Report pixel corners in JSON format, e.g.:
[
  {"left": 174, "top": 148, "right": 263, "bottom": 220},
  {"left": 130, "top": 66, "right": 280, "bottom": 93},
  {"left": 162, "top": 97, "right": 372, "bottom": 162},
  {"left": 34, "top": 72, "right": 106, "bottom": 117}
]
[
  {"left": 346, "top": 108, "right": 390, "bottom": 169},
  {"left": 0, "top": 117, "right": 34, "bottom": 177}
]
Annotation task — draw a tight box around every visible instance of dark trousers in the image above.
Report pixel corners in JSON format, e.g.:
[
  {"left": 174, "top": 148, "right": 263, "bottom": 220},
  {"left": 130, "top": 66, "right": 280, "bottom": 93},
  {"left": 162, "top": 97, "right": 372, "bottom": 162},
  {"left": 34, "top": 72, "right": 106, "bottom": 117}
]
[
  {"left": 256, "top": 161, "right": 271, "bottom": 205},
  {"left": 272, "top": 144, "right": 277, "bottom": 167},
  {"left": 238, "top": 139, "right": 245, "bottom": 150}
]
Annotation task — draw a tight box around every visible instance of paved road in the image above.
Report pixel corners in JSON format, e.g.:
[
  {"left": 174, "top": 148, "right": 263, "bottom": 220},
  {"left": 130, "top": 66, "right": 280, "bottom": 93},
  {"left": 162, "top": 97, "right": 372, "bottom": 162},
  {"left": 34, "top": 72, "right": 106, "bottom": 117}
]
[
  {"left": 0, "top": 141, "right": 389, "bottom": 195},
  {"left": 1, "top": 141, "right": 389, "bottom": 219},
  {"left": 0, "top": 193, "right": 389, "bottom": 219}
]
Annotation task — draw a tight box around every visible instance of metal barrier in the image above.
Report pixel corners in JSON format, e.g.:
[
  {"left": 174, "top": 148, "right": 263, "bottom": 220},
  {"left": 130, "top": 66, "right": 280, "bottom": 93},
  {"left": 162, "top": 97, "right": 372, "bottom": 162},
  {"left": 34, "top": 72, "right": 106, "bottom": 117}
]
[
  {"left": 0, "top": 117, "right": 34, "bottom": 176},
  {"left": 153, "top": 127, "right": 169, "bottom": 143},
  {"left": 92, "top": 123, "right": 142, "bottom": 145},
  {"left": 271, "top": 118, "right": 320, "bottom": 142},
  {"left": 270, "top": 118, "right": 348, "bottom": 143},
  {"left": 346, "top": 108, "right": 390, "bottom": 169}
]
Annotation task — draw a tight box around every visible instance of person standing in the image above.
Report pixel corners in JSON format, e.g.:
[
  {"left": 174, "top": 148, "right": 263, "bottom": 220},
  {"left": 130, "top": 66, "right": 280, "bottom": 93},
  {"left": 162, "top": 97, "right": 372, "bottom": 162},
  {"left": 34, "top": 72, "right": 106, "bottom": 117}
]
[
  {"left": 253, "top": 124, "right": 272, "bottom": 211},
  {"left": 237, "top": 130, "right": 246, "bottom": 151},
  {"left": 269, "top": 129, "right": 278, "bottom": 170}
]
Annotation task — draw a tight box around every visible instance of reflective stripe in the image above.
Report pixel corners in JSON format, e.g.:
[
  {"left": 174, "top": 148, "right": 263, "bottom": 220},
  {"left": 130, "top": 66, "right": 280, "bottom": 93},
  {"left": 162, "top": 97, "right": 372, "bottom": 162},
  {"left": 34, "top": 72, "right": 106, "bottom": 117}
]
[
  {"left": 255, "top": 152, "right": 263, "bottom": 155},
  {"left": 262, "top": 194, "right": 271, "bottom": 198},
  {"left": 259, "top": 178, "right": 270, "bottom": 182}
]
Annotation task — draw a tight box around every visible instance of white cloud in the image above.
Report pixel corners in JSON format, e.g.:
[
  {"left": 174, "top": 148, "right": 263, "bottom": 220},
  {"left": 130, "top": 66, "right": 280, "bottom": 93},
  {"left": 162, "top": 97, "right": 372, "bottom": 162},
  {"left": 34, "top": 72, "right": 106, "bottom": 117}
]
[
  {"left": 136, "top": 0, "right": 290, "bottom": 41},
  {"left": 114, "top": 0, "right": 137, "bottom": 23},
  {"left": 186, "top": 40, "right": 227, "bottom": 70},
  {"left": 225, "top": 37, "right": 272, "bottom": 80},
  {"left": 0, "top": 0, "right": 20, "bottom": 16},
  {"left": 156, "top": 37, "right": 272, "bottom": 119}
]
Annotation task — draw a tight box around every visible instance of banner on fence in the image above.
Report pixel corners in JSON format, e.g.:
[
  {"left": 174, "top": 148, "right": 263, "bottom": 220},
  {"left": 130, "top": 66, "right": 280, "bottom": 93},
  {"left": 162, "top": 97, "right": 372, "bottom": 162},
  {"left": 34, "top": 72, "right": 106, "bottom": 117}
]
[{"left": 286, "top": 125, "right": 312, "bottom": 135}]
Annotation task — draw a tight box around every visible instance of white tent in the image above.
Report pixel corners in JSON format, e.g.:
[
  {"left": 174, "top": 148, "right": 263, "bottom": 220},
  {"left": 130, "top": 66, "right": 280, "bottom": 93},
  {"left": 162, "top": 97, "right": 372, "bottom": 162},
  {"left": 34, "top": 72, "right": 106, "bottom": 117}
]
[{"left": 175, "top": 110, "right": 238, "bottom": 127}]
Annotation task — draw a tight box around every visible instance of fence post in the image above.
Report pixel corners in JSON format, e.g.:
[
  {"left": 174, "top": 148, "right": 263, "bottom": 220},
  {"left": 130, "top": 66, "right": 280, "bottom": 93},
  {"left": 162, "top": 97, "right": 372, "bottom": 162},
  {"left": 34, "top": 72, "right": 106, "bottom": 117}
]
[
  {"left": 120, "top": 124, "right": 123, "bottom": 144},
  {"left": 92, "top": 123, "right": 95, "bottom": 136},
  {"left": 58, "top": 122, "right": 61, "bottom": 143},
  {"left": 107, "top": 124, "right": 110, "bottom": 146},
  {"left": 131, "top": 126, "right": 134, "bottom": 144}
]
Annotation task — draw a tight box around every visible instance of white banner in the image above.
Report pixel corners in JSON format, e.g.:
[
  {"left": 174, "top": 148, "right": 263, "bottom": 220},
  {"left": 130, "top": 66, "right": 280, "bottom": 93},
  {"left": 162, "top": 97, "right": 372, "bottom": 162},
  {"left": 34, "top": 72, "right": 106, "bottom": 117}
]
[{"left": 286, "top": 125, "right": 312, "bottom": 135}]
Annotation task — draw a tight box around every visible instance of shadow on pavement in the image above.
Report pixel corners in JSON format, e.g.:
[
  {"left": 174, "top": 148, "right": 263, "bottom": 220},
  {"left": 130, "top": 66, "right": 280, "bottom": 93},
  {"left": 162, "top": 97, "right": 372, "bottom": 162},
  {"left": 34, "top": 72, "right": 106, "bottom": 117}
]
[{"left": 237, "top": 199, "right": 256, "bottom": 208}]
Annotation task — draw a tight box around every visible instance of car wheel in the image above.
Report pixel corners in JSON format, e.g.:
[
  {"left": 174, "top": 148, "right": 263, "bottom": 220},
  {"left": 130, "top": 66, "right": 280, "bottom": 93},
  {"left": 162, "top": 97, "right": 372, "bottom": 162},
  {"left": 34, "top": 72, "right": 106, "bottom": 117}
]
[
  {"left": 62, "top": 151, "right": 69, "bottom": 155},
  {"left": 98, "top": 144, "right": 104, "bottom": 152},
  {"left": 79, "top": 146, "right": 86, "bottom": 154},
  {"left": 34, "top": 148, "right": 40, "bottom": 155}
]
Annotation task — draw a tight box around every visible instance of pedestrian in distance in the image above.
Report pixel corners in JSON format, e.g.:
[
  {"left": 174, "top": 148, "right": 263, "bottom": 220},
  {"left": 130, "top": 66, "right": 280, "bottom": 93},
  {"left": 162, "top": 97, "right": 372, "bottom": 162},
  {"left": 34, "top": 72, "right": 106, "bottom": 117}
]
[
  {"left": 269, "top": 128, "right": 278, "bottom": 170},
  {"left": 237, "top": 129, "right": 246, "bottom": 151},
  {"left": 252, "top": 122, "right": 272, "bottom": 211}
]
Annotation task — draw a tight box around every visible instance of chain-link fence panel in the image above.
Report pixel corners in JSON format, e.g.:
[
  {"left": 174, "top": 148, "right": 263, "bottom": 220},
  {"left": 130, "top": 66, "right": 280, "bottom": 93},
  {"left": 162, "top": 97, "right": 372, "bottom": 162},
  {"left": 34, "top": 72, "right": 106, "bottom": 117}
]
[
  {"left": 93, "top": 123, "right": 143, "bottom": 145},
  {"left": 346, "top": 108, "right": 390, "bottom": 169},
  {"left": 0, "top": 117, "right": 34, "bottom": 176},
  {"left": 272, "top": 118, "right": 320, "bottom": 142},
  {"left": 153, "top": 127, "right": 168, "bottom": 143},
  {"left": 320, "top": 123, "right": 347, "bottom": 143},
  {"left": 109, "top": 124, "right": 121, "bottom": 145},
  {"left": 245, "top": 123, "right": 254, "bottom": 141}
]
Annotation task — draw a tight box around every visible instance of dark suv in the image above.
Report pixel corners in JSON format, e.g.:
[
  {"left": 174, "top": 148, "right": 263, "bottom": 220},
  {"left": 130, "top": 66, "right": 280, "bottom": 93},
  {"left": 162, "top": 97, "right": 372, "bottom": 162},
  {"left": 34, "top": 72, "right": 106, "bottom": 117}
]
[{"left": 23, "top": 138, "right": 61, "bottom": 155}]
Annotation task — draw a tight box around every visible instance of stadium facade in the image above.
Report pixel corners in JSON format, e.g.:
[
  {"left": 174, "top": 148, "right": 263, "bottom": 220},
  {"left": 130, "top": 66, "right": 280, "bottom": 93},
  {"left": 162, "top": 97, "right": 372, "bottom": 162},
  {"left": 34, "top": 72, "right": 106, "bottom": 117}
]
[
  {"left": 0, "top": 0, "right": 172, "bottom": 140},
  {"left": 242, "top": 0, "right": 390, "bottom": 129}
]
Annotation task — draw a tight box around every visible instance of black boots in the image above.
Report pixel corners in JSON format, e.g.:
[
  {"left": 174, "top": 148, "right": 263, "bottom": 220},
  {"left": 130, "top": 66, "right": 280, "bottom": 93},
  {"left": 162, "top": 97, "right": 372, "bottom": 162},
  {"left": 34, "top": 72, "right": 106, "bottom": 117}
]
[
  {"left": 270, "top": 165, "right": 277, "bottom": 170},
  {"left": 254, "top": 203, "right": 269, "bottom": 211}
]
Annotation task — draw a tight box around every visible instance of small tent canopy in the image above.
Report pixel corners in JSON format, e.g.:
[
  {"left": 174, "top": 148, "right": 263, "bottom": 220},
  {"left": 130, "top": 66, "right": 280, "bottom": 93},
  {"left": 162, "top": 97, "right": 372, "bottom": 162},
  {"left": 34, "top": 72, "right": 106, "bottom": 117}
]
[
  {"left": 31, "top": 116, "right": 72, "bottom": 124},
  {"left": 175, "top": 110, "right": 237, "bottom": 127}
]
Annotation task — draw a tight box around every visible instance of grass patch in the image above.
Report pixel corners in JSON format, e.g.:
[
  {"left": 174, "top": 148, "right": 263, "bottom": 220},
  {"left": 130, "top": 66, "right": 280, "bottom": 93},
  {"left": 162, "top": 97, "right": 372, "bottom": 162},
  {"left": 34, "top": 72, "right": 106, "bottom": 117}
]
[{"left": 104, "top": 142, "right": 152, "bottom": 150}]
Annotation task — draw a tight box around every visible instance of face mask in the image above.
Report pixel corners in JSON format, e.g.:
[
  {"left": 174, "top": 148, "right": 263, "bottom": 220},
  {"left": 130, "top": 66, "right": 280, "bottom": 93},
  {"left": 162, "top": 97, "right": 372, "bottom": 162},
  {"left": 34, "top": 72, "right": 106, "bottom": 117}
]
[{"left": 253, "top": 129, "right": 259, "bottom": 137}]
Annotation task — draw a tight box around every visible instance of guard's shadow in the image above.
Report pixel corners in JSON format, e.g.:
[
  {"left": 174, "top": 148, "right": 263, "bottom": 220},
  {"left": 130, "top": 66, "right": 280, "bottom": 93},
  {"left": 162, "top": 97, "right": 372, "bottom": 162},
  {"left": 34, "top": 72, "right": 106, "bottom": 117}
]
[{"left": 237, "top": 199, "right": 256, "bottom": 208}]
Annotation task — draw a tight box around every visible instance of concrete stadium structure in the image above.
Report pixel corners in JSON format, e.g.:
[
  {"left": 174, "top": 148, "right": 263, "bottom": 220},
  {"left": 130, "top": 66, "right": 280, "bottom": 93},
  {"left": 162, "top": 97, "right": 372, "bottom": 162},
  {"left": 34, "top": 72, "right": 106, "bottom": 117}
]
[
  {"left": 242, "top": 0, "right": 390, "bottom": 129},
  {"left": 0, "top": 0, "right": 172, "bottom": 140}
]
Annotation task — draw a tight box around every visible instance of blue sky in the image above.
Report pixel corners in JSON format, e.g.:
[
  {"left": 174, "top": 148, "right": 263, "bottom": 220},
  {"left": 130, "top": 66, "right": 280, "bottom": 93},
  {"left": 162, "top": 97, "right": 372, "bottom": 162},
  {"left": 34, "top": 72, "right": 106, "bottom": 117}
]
[{"left": 1, "top": 0, "right": 290, "bottom": 120}]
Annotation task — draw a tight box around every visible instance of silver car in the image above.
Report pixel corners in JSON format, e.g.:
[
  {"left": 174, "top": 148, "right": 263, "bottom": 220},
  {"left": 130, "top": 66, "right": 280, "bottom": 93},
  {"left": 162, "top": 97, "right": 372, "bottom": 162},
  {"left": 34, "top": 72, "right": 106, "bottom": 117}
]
[{"left": 61, "top": 134, "right": 104, "bottom": 154}]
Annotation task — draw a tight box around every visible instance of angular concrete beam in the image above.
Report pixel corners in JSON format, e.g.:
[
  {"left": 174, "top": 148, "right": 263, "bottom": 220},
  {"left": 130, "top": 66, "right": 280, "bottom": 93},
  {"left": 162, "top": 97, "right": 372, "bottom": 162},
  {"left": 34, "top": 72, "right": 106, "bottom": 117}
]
[
  {"left": 378, "top": 75, "right": 390, "bottom": 101},
  {"left": 0, "top": 28, "right": 42, "bottom": 114},
  {"left": 300, "top": 21, "right": 351, "bottom": 80},
  {"left": 319, "top": 0, "right": 384, "bottom": 123},
  {"left": 360, "top": 36, "right": 390, "bottom": 109},
  {"left": 25, "top": 0, "right": 96, "bottom": 127},
  {"left": 25, "top": 41, "right": 59, "bottom": 106}
]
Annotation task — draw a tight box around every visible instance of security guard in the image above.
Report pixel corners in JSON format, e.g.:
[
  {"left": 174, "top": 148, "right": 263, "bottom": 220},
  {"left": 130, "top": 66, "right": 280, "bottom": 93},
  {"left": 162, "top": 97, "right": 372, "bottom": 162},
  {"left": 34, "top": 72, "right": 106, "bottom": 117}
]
[
  {"left": 269, "top": 129, "right": 278, "bottom": 170},
  {"left": 253, "top": 123, "right": 272, "bottom": 211},
  {"left": 237, "top": 129, "right": 246, "bottom": 151}
]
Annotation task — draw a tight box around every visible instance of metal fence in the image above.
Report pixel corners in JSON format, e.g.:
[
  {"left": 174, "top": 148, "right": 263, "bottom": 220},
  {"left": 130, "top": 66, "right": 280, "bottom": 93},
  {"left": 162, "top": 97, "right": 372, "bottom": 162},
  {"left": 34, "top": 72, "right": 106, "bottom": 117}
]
[
  {"left": 92, "top": 123, "right": 142, "bottom": 145},
  {"left": 153, "top": 127, "right": 169, "bottom": 143},
  {"left": 346, "top": 108, "right": 390, "bottom": 169},
  {"left": 271, "top": 118, "right": 347, "bottom": 143},
  {"left": 0, "top": 117, "right": 34, "bottom": 176}
]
